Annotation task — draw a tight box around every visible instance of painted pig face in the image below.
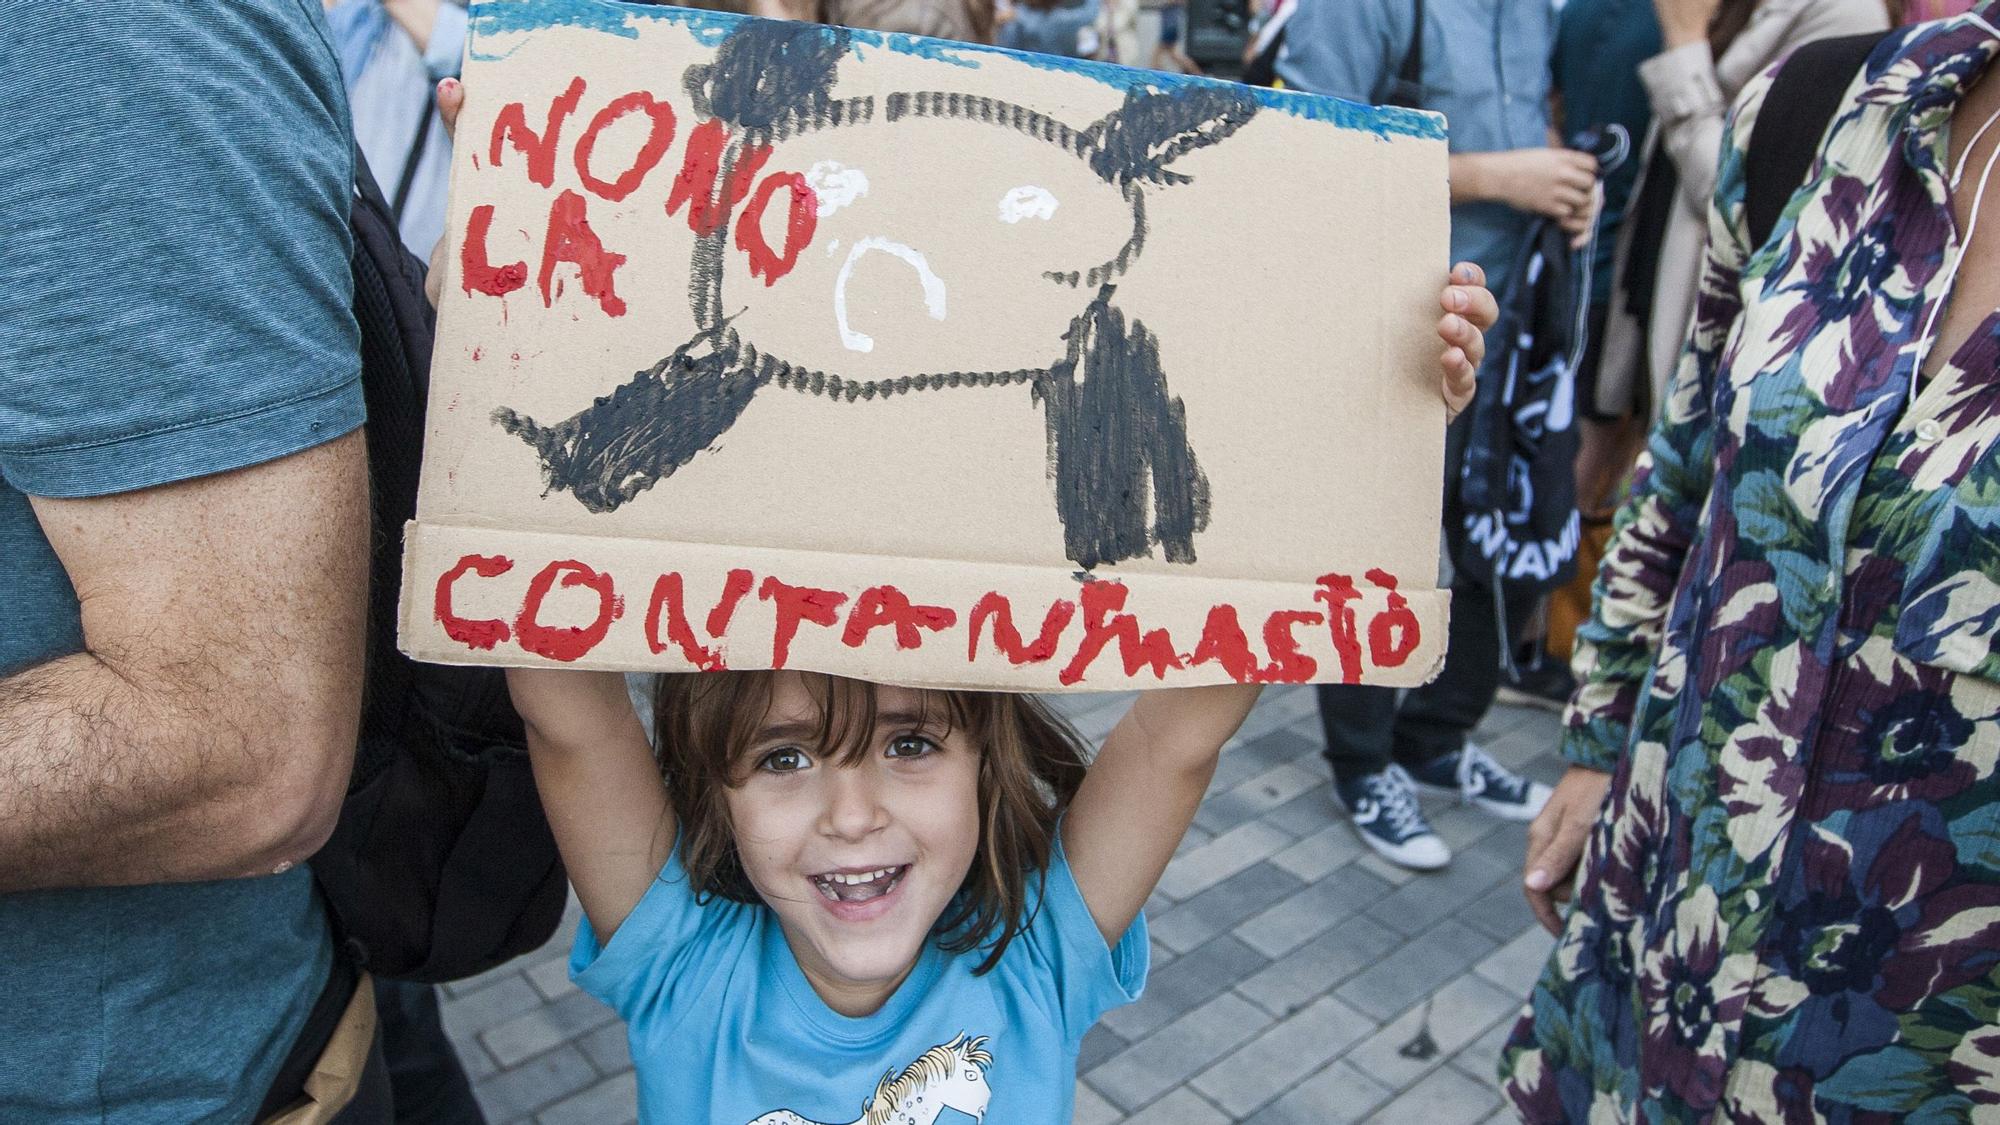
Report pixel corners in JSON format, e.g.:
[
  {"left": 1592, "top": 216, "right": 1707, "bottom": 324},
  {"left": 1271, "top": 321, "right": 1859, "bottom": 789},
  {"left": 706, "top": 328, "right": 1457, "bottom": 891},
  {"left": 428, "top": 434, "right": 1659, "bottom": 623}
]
[
  {"left": 724, "top": 114, "right": 1138, "bottom": 378},
  {"left": 493, "top": 19, "right": 1257, "bottom": 570}
]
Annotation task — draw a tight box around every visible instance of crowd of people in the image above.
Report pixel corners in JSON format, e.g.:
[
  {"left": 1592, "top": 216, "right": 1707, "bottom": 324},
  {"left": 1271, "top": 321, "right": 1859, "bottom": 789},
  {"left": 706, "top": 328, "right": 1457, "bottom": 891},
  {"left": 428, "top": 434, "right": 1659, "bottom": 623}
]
[{"left": 2, "top": 0, "right": 1997, "bottom": 1121}]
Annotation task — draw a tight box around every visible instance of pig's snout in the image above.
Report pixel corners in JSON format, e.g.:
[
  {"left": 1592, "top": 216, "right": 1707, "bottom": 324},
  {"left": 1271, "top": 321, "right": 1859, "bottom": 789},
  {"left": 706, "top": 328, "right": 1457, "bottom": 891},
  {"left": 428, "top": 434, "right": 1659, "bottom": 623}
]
[{"left": 833, "top": 236, "right": 948, "bottom": 354}]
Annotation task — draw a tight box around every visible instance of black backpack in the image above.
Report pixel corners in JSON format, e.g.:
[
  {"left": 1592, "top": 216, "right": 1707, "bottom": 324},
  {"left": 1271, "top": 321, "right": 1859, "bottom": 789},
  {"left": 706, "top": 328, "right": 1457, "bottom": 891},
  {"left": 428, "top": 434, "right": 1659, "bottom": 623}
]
[
  {"left": 308, "top": 153, "right": 567, "bottom": 984},
  {"left": 1745, "top": 32, "right": 1891, "bottom": 251}
]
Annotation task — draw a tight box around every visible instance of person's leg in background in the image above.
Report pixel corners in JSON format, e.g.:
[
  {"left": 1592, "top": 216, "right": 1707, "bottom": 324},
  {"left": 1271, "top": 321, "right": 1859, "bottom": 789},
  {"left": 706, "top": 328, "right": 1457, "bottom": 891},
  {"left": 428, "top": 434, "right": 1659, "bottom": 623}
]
[
  {"left": 1315, "top": 684, "right": 1451, "bottom": 870},
  {"left": 1391, "top": 570, "right": 1553, "bottom": 823},
  {"left": 374, "top": 979, "right": 485, "bottom": 1125}
]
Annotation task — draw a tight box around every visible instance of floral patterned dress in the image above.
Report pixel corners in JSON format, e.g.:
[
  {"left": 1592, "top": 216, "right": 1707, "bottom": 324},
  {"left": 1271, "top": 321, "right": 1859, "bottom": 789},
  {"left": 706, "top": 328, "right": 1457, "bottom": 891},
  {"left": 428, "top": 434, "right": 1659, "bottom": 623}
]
[{"left": 1500, "top": 11, "right": 2000, "bottom": 1123}]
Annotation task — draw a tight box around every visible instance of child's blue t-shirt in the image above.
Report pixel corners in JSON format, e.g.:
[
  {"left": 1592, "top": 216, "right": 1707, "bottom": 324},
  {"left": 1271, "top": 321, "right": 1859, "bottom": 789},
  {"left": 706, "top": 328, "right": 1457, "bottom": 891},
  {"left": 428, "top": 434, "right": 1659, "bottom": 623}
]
[{"left": 571, "top": 836, "right": 1147, "bottom": 1123}]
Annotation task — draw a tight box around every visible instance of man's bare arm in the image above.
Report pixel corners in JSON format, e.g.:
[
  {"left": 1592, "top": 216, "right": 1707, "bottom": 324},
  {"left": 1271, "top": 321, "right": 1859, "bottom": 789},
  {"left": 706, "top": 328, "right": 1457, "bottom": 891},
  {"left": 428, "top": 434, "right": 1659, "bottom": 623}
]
[{"left": 0, "top": 431, "right": 370, "bottom": 891}]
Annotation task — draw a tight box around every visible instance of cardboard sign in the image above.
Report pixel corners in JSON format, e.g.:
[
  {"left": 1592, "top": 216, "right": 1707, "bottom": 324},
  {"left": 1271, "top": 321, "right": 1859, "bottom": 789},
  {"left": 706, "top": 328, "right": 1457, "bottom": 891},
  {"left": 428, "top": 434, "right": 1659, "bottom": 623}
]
[{"left": 399, "top": 0, "right": 1453, "bottom": 691}]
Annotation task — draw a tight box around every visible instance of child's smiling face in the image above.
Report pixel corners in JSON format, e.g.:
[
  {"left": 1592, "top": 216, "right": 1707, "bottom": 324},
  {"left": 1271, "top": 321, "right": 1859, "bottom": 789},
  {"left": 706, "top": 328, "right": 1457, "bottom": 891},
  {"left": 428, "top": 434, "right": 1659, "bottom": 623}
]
[{"left": 724, "top": 674, "right": 983, "bottom": 1015}]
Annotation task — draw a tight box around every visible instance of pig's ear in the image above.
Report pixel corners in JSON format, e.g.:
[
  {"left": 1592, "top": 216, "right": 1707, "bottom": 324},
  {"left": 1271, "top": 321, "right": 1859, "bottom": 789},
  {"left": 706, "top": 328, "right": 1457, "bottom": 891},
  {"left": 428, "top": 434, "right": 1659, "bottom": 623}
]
[
  {"left": 685, "top": 19, "right": 850, "bottom": 129},
  {"left": 1084, "top": 86, "right": 1259, "bottom": 188}
]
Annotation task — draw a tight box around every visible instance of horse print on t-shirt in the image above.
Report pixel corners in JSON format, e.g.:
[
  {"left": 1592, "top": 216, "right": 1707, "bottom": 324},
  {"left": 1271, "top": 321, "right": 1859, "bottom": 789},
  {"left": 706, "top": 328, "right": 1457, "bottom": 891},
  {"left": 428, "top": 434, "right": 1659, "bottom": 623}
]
[{"left": 744, "top": 1033, "right": 993, "bottom": 1125}]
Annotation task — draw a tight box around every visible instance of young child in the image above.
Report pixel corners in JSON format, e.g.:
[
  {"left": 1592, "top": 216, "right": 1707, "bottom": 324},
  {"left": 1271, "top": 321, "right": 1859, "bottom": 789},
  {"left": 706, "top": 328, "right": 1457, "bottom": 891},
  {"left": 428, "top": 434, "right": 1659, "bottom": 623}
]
[{"left": 502, "top": 265, "right": 1494, "bottom": 1124}]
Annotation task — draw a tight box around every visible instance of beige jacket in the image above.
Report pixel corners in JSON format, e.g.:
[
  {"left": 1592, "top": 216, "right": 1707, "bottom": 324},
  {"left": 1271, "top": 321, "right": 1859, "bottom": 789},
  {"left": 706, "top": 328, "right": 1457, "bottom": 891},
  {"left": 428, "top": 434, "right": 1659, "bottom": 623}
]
[{"left": 1594, "top": 0, "right": 1888, "bottom": 419}]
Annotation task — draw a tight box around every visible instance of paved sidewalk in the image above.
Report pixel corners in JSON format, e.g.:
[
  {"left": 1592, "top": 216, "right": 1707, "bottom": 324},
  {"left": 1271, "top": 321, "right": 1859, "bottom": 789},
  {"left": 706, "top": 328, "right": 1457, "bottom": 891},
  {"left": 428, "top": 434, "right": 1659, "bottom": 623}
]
[{"left": 439, "top": 686, "right": 1566, "bottom": 1123}]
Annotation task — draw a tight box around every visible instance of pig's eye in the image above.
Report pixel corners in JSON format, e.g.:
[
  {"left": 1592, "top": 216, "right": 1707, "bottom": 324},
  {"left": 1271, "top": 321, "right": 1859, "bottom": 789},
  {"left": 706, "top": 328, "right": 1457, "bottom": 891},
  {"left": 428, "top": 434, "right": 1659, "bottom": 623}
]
[
  {"left": 807, "top": 159, "right": 869, "bottom": 217},
  {"left": 997, "top": 185, "right": 1058, "bottom": 224}
]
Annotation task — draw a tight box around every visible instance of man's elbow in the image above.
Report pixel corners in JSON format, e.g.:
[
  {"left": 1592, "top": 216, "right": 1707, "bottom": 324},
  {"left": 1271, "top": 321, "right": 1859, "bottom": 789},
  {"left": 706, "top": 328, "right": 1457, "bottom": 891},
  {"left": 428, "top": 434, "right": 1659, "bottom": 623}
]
[{"left": 213, "top": 720, "right": 357, "bottom": 877}]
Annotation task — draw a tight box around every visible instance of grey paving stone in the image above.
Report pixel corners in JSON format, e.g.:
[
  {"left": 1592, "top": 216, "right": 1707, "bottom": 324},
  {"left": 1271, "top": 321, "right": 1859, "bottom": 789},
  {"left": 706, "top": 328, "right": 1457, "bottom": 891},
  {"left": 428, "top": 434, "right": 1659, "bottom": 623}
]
[
  {"left": 1242, "top": 1059, "right": 1395, "bottom": 1125},
  {"left": 1469, "top": 703, "right": 1542, "bottom": 750},
  {"left": 1476, "top": 821, "right": 1532, "bottom": 875},
  {"left": 1191, "top": 994, "right": 1378, "bottom": 1118},
  {"left": 1353, "top": 851, "right": 1417, "bottom": 887},
  {"left": 1194, "top": 762, "right": 1324, "bottom": 835},
  {"left": 1079, "top": 1023, "right": 1130, "bottom": 1073},
  {"left": 1235, "top": 863, "right": 1394, "bottom": 960},
  {"left": 536, "top": 1069, "right": 638, "bottom": 1125},
  {"left": 522, "top": 950, "right": 576, "bottom": 1003},
  {"left": 441, "top": 975, "right": 545, "bottom": 1048},
  {"left": 1157, "top": 820, "right": 1294, "bottom": 901},
  {"left": 1173, "top": 823, "right": 1217, "bottom": 859},
  {"left": 577, "top": 1019, "right": 633, "bottom": 1076},
  {"left": 1474, "top": 925, "right": 1557, "bottom": 1001},
  {"left": 454, "top": 1033, "right": 501, "bottom": 1084},
  {"left": 443, "top": 957, "right": 535, "bottom": 1003},
  {"left": 1332, "top": 920, "right": 1499, "bottom": 1022},
  {"left": 1449, "top": 1011, "right": 1522, "bottom": 1095},
  {"left": 1262, "top": 781, "right": 1339, "bottom": 839},
  {"left": 1479, "top": 712, "right": 1564, "bottom": 764},
  {"left": 1152, "top": 861, "right": 1306, "bottom": 954},
  {"left": 1232, "top": 687, "right": 1316, "bottom": 743},
  {"left": 1102, "top": 934, "right": 1270, "bottom": 1041},
  {"left": 1460, "top": 875, "right": 1541, "bottom": 942},
  {"left": 1209, "top": 743, "right": 1282, "bottom": 794},
  {"left": 1364, "top": 1060, "right": 1501, "bottom": 1124},
  {"left": 1429, "top": 803, "right": 1509, "bottom": 852},
  {"left": 1341, "top": 972, "right": 1523, "bottom": 1093},
  {"left": 1124, "top": 1088, "right": 1232, "bottom": 1125},
  {"left": 1239, "top": 727, "right": 1322, "bottom": 769},
  {"left": 470, "top": 1046, "right": 600, "bottom": 1124},
  {"left": 1065, "top": 696, "right": 1136, "bottom": 744},
  {"left": 1518, "top": 749, "right": 1570, "bottom": 786},
  {"left": 481, "top": 989, "right": 620, "bottom": 1069},
  {"left": 1364, "top": 846, "right": 1515, "bottom": 938},
  {"left": 1074, "top": 1079, "right": 1124, "bottom": 1125},
  {"left": 1087, "top": 991, "right": 1273, "bottom": 1112},
  {"left": 1234, "top": 913, "right": 1401, "bottom": 1018},
  {"left": 1268, "top": 821, "right": 1366, "bottom": 882}
]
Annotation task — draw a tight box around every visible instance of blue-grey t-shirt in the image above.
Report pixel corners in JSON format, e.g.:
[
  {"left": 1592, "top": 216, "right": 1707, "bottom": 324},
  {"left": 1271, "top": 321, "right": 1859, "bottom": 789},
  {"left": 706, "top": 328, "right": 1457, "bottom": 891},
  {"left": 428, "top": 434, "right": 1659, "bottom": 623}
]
[
  {"left": 573, "top": 836, "right": 1147, "bottom": 1123},
  {"left": 1277, "top": 0, "right": 1557, "bottom": 296},
  {"left": 0, "top": 2, "right": 363, "bottom": 1120}
]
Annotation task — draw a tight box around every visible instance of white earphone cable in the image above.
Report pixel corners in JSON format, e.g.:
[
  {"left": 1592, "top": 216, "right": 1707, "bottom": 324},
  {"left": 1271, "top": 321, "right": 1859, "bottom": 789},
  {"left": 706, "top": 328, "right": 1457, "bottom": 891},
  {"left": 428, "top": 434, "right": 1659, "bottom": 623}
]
[
  {"left": 1910, "top": 101, "right": 2000, "bottom": 401},
  {"left": 1908, "top": 13, "right": 2000, "bottom": 400}
]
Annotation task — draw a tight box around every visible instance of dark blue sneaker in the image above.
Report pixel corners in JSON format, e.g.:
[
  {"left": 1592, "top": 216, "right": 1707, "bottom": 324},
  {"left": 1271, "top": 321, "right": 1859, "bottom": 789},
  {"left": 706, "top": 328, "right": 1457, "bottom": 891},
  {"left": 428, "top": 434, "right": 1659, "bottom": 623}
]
[
  {"left": 1407, "top": 743, "right": 1552, "bottom": 822},
  {"left": 1335, "top": 765, "right": 1450, "bottom": 870}
]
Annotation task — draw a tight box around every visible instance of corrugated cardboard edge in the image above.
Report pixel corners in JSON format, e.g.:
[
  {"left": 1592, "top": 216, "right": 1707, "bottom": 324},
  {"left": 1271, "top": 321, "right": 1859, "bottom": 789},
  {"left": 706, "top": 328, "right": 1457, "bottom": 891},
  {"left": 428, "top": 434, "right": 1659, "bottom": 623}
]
[{"left": 399, "top": 520, "right": 1449, "bottom": 692}]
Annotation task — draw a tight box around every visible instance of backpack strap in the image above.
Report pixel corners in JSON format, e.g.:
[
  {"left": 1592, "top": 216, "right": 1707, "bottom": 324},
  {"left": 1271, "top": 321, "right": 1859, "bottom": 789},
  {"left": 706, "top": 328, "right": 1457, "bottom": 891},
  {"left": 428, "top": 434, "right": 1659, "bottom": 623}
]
[
  {"left": 1744, "top": 32, "right": 1887, "bottom": 250},
  {"left": 1385, "top": 0, "right": 1425, "bottom": 109},
  {"left": 390, "top": 90, "right": 436, "bottom": 223}
]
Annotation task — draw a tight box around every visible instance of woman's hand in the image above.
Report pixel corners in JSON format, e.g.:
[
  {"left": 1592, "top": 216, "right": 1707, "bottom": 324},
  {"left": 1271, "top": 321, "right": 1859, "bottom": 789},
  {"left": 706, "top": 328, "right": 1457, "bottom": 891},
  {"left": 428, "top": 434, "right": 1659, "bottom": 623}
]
[
  {"left": 1522, "top": 764, "right": 1614, "bottom": 935},
  {"left": 1439, "top": 262, "right": 1497, "bottom": 421}
]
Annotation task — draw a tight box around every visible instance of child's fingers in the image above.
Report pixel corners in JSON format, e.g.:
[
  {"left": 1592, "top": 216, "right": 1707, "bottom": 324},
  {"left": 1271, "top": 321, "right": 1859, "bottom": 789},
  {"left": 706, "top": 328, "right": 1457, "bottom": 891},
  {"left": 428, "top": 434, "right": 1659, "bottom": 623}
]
[
  {"left": 1442, "top": 265, "right": 1498, "bottom": 336},
  {"left": 1438, "top": 343, "right": 1475, "bottom": 419},
  {"left": 436, "top": 77, "right": 464, "bottom": 140},
  {"left": 1442, "top": 279, "right": 1499, "bottom": 334},
  {"left": 1438, "top": 309, "right": 1485, "bottom": 372}
]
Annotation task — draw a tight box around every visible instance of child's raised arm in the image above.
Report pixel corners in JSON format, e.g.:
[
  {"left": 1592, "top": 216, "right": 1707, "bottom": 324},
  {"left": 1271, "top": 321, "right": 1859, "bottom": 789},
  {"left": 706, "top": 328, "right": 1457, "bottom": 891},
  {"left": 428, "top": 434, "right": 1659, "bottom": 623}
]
[
  {"left": 1061, "top": 263, "right": 1495, "bottom": 945},
  {"left": 1062, "top": 684, "right": 1264, "bottom": 947},
  {"left": 508, "top": 668, "right": 675, "bottom": 942}
]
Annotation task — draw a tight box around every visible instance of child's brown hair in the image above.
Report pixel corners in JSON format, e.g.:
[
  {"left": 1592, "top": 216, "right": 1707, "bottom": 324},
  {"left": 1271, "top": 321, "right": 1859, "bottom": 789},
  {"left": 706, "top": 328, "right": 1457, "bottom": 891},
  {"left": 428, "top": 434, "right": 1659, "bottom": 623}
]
[{"left": 651, "top": 671, "right": 1091, "bottom": 973}]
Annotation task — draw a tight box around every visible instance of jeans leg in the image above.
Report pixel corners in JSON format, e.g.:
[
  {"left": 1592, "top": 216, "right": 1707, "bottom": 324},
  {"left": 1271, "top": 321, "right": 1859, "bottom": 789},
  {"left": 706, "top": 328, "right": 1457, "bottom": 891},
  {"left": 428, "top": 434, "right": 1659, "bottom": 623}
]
[
  {"left": 1391, "top": 576, "right": 1539, "bottom": 768},
  {"left": 1314, "top": 682, "right": 1398, "bottom": 785},
  {"left": 374, "top": 978, "right": 487, "bottom": 1125}
]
